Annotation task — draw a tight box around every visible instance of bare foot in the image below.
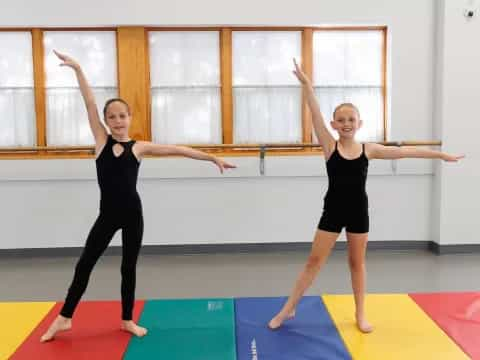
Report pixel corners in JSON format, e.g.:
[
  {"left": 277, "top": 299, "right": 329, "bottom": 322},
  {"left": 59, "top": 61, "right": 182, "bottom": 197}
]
[
  {"left": 121, "top": 320, "right": 147, "bottom": 337},
  {"left": 356, "top": 314, "right": 374, "bottom": 333},
  {"left": 268, "top": 309, "right": 296, "bottom": 330},
  {"left": 40, "top": 315, "right": 72, "bottom": 342},
  {"left": 286, "top": 309, "right": 296, "bottom": 320}
]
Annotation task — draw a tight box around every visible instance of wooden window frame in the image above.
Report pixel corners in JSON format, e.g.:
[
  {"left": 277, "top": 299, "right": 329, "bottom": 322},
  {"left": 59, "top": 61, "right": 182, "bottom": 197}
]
[{"left": 0, "top": 26, "right": 387, "bottom": 159}]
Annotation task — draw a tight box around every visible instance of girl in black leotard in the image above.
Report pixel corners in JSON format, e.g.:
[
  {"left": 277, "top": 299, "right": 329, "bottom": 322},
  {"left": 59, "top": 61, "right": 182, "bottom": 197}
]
[
  {"left": 268, "top": 59, "right": 464, "bottom": 333},
  {"left": 41, "top": 51, "right": 235, "bottom": 342}
]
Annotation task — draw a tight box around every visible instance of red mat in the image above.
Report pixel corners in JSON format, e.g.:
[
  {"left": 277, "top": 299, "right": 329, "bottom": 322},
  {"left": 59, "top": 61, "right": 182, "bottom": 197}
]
[
  {"left": 11, "top": 300, "right": 145, "bottom": 360},
  {"left": 410, "top": 292, "right": 480, "bottom": 360}
]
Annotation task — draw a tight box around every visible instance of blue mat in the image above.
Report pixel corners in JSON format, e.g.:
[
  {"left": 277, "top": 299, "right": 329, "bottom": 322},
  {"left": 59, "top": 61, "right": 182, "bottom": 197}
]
[{"left": 234, "top": 296, "right": 351, "bottom": 360}]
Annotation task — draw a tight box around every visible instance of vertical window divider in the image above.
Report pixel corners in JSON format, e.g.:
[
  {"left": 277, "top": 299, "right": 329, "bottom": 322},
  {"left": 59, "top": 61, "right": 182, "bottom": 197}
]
[
  {"left": 220, "top": 28, "right": 233, "bottom": 145},
  {"left": 302, "top": 28, "right": 314, "bottom": 150},
  {"left": 117, "top": 27, "right": 150, "bottom": 141},
  {"left": 32, "top": 28, "right": 47, "bottom": 149}
]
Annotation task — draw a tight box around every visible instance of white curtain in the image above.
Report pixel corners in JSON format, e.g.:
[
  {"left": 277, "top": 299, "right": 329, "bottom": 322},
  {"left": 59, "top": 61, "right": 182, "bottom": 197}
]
[
  {"left": 44, "top": 31, "right": 117, "bottom": 146},
  {"left": 233, "top": 31, "right": 302, "bottom": 143},
  {"left": 0, "top": 32, "right": 36, "bottom": 146},
  {"left": 315, "top": 87, "right": 383, "bottom": 142},
  {"left": 46, "top": 88, "right": 116, "bottom": 146},
  {"left": 151, "top": 88, "right": 221, "bottom": 144},
  {"left": 313, "top": 31, "right": 384, "bottom": 142},
  {"left": 0, "top": 90, "right": 36, "bottom": 146},
  {"left": 234, "top": 87, "right": 301, "bottom": 144},
  {"left": 149, "top": 31, "right": 221, "bottom": 144}
]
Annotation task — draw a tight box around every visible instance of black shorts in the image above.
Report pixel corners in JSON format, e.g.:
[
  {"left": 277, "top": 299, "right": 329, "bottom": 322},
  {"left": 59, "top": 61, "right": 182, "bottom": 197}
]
[{"left": 318, "top": 207, "right": 369, "bottom": 234}]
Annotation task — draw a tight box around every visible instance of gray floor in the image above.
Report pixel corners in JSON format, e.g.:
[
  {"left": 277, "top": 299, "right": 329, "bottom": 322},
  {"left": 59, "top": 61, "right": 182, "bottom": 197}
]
[{"left": 1, "top": 249, "right": 480, "bottom": 302}]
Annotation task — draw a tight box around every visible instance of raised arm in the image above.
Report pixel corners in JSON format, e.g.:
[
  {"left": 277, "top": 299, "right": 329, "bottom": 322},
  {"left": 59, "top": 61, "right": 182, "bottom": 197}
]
[
  {"left": 53, "top": 50, "right": 108, "bottom": 147},
  {"left": 367, "top": 143, "right": 465, "bottom": 162},
  {"left": 293, "top": 58, "right": 336, "bottom": 157},
  {"left": 134, "top": 142, "right": 236, "bottom": 173}
]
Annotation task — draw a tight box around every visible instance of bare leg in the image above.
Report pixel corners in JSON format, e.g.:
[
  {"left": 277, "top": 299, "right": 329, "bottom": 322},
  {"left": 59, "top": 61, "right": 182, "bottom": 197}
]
[
  {"left": 347, "top": 232, "right": 373, "bottom": 333},
  {"left": 268, "top": 230, "right": 339, "bottom": 329}
]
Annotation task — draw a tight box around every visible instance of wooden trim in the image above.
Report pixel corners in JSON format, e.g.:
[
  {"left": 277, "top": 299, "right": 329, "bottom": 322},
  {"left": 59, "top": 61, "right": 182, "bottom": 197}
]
[
  {"left": 0, "top": 141, "right": 443, "bottom": 152},
  {"left": 0, "top": 28, "right": 34, "bottom": 32},
  {"left": 233, "top": 26, "right": 386, "bottom": 31},
  {"left": 0, "top": 153, "right": 94, "bottom": 160},
  {"left": 0, "top": 141, "right": 442, "bottom": 160},
  {"left": 0, "top": 140, "right": 441, "bottom": 159},
  {"left": 147, "top": 27, "right": 220, "bottom": 32},
  {"left": 382, "top": 27, "right": 388, "bottom": 141},
  {"left": 148, "top": 27, "right": 305, "bottom": 32},
  {"left": 31, "top": 29, "right": 46, "bottom": 147},
  {"left": 1, "top": 26, "right": 386, "bottom": 32},
  {"left": 38, "top": 27, "right": 116, "bottom": 32},
  {"left": 231, "top": 27, "right": 305, "bottom": 31},
  {"left": 0, "top": 150, "right": 315, "bottom": 159},
  {"left": 117, "top": 27, "right": 150, "bottom": 141},
  {"left": 309, "top": 26, "right": 386, "bottom": 31},
  {"left": 220, "top": 29, "right": 234, "bottom": 144},
  {"left": 302, "top": 29, "right": 313, "bottom": 145}
]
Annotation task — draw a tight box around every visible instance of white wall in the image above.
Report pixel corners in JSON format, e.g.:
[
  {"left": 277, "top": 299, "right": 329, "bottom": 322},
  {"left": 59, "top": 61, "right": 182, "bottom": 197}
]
[
  {"left": 0, "top": 0, "right": 444, "bottom": 249},
  {"left": 0, "top": 158, "right": 433, "bottom": 248},
  {"left": 433, "top": 0, "right": 480, "bottom": 245}
]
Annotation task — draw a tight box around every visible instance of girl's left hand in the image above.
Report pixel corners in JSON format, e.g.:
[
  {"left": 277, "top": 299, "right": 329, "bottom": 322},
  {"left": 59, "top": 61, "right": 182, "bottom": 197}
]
[
  {"left": 442, "top": 153, "right": 465, "bottom": 162},
  {"left": 53, "top": 50, "right": 80, "bottom": 70},
  {"left": 212, "top": 158, "right": 237, "bottom": 173}
]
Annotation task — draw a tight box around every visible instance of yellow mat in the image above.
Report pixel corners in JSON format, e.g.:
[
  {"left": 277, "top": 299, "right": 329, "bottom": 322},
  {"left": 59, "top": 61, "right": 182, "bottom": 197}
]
[
  {"left": 0, "top": 302, "right": 55, "bottom": 360},
  {"left": 322, "top": 294, "right": 469, "bottom": 360}
]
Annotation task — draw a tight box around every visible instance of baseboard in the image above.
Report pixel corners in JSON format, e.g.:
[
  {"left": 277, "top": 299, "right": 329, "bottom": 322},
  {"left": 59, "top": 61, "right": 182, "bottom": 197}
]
[
  {"left": 0, "top": 240, "right": 455, "bottom": 258},
  {"left": 428, "top": 242, "right": 480, "bottom": 255},
  {"left": 1, "top": 241, "right": 478, "bottom": 258}
]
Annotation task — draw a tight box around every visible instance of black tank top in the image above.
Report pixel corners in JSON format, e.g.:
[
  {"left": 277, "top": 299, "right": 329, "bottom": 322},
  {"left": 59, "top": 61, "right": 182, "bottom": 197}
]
[
  {"left": 324, "top": 142, "right": 369, "bottom": 211},
  {"left": 95, "top": 135, "right": 141, "bottom": 212}
]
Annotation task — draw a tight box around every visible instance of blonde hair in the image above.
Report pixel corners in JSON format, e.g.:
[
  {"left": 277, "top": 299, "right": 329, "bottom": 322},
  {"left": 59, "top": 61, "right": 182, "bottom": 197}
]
[{"left": 333, "top": 103, "right": 360, "bottom": 119}]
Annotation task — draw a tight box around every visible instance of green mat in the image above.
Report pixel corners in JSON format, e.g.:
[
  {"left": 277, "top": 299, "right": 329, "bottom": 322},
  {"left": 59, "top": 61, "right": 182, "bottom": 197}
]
[{"left": 124, "top": 298, "right": 237, "bottom": 360}]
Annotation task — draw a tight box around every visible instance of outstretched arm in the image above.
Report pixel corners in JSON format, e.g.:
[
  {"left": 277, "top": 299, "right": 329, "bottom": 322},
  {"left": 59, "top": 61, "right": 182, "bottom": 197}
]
[
  {"left": 367, "top": 143, "right": 465, "bottom": 162},
  {"left": 134, "top": 142, "right": 236, "bottom": 173},
  {"left": 53, "top": 50, "right": 108, "bottom": 146},
  {"left": 293, "top": 58, "right": 335, "bottom": 157}
]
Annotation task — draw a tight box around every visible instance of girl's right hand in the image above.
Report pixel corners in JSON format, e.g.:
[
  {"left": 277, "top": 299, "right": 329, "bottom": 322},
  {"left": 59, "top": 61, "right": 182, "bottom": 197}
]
[
  {"left": 212, "top": 157, "right": 237, "bottom": 174},
  {"left": 53, "top": 50, "right": 80, "bottom": 70},
  {"left": 292, "top": 58, "right": 312, "bottom": 86},
  {"left": 441, "top": 153, "right": 465, "bottom": 162}
]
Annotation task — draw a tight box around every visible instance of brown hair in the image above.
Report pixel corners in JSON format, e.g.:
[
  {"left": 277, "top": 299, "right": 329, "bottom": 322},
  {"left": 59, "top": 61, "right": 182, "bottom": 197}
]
[
  {"left": 333, "top": 103, "right": 360, "bottom": 119},
  {"left": 103, "top": 98, "right": 131, "bottom": 118}
]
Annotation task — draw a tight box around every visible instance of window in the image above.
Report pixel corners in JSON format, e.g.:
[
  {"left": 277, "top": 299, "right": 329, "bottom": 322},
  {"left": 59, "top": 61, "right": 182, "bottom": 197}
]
[
  {"left": 232, "top": 31, "right": 302, "bottom": 144},
  {"left": 0, "top": 32, "right": 36, "bottom": 146},
  {"left": 313, "top": 30, "right": 384, "bottom": 142},
  {"left": 0, "top": 27, "right": 388, "bottom": 158},
  {"left": 149, "top": 31, "right": 221, "bottom": 144},
  {"left": 44, "top": 31, "right": 117, "bottom": 145}
]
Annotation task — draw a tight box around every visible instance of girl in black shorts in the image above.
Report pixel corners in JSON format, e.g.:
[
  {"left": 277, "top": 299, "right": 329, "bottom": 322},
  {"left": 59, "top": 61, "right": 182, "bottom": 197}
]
[
  {"left": 269, "top": 59, "right": 464, "bottom": 333},
  {"left": 40, "top": 51, "right": 235, "bottom": 342}
]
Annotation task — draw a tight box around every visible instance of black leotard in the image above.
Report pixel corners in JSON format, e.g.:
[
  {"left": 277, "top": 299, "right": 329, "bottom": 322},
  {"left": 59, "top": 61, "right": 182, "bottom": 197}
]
[
  {"left": 318, "top": 141, "right": 369, "bottom": 233},
  {"left": 61, "top": 135, "right": 143, "bottom": 320}
]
